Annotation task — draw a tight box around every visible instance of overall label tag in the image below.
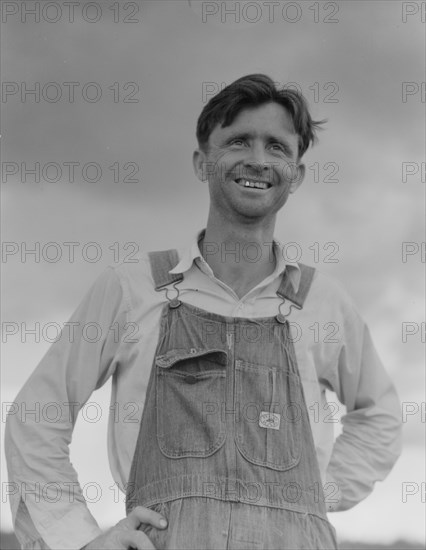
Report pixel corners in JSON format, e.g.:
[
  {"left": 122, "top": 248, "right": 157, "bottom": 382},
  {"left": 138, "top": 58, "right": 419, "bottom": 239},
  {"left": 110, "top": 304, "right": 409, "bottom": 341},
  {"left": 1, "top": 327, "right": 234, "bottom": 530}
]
[{"left": 259, "top": 412, "right": 281, "bottom": 430}]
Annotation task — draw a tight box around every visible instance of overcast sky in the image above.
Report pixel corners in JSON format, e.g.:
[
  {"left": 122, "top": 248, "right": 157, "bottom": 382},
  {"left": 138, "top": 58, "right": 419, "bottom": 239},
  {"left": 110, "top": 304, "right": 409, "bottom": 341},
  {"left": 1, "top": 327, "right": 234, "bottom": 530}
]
[{"left": 1, "top": 0, "right": 425, "bottom": 543}]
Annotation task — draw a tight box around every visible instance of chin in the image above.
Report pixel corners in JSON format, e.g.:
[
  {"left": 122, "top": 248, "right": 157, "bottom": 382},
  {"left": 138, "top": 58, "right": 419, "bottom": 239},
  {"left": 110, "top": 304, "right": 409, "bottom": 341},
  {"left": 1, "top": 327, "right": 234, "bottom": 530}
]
[{"left": 234, "top": 207, "right": 274, "bottom": 221}]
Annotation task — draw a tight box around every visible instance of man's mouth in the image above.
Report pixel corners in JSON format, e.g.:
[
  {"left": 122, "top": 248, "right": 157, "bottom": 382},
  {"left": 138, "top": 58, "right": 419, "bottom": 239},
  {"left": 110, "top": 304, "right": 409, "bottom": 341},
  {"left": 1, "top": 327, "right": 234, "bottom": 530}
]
[{"left": 234, "top": 178, "right": 272, "bottom": 190}]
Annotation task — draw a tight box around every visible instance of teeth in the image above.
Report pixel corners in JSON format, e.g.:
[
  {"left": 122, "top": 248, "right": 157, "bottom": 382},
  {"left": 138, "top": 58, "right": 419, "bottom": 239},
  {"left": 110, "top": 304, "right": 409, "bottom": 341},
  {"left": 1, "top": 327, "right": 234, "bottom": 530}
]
[{"left": 236, "top": 179, "right": 269, "bottom": 190}]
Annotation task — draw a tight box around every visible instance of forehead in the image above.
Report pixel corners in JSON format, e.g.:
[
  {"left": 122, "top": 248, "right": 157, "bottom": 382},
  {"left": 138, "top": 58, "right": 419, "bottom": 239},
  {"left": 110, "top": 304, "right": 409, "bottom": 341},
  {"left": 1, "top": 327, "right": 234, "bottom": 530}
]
[{"left": 210, "top": 102, "right": 297, "bottom": 142}]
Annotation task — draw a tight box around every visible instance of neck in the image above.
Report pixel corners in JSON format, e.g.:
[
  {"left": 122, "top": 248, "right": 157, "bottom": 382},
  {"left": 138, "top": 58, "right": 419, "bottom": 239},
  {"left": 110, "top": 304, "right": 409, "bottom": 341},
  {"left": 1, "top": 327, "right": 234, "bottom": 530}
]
[{"left": 200, "top": 211, "right": 277, "bottom": 297}]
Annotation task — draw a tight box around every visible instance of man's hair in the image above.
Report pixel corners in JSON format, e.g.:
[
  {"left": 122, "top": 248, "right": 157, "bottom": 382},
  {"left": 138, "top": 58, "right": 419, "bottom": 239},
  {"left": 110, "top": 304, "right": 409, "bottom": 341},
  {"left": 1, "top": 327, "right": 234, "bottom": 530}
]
[{"left": 196, "top": 74, "right": 325, "bottom": 159}]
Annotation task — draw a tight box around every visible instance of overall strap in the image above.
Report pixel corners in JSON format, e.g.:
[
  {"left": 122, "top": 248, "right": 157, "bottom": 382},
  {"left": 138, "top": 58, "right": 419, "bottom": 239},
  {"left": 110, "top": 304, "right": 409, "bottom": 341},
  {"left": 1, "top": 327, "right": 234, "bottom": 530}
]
[
  {"left": 276, "top": 263, "right": 316, "bottom": 309},
  {"left": 148, "top": 249, "right": 183, "bottom": 290}
]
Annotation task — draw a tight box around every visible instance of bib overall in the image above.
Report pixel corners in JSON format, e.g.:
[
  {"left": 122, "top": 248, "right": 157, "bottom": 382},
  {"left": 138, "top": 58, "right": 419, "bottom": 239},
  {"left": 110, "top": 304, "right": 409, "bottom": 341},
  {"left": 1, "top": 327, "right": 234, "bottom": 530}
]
[{"left": 126, "top": 250, "right": 338, "bottom": 550}]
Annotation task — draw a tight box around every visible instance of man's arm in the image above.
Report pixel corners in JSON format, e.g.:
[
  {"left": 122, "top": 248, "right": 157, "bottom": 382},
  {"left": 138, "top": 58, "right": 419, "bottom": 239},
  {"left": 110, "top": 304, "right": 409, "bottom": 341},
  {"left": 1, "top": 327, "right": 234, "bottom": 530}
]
[
  {"left": 325, "top": 298, "right": 403, "bottom": 512},
  {"left": 5, "top": 267, "right": 127, "bottom": 550}
]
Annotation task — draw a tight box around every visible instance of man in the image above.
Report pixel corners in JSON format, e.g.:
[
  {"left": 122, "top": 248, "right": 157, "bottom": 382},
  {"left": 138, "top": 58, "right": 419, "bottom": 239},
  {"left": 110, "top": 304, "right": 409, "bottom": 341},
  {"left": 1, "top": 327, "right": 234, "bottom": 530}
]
[{"left": 6, "top": 74, "right": 402, "bottom": 550}]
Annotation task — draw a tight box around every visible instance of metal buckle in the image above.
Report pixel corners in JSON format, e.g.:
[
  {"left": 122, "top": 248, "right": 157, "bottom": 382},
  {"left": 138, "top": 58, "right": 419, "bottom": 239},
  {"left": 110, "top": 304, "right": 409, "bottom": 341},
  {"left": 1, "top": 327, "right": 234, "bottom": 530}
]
[{"left": 276, "top": 299, "right": 301, "bottom": 323}]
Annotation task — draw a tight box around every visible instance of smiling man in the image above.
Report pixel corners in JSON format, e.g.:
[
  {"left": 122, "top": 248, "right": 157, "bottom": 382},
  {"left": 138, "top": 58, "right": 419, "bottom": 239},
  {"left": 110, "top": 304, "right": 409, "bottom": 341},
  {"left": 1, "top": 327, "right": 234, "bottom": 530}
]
[
  {"left": 6, "top": 74, "right": 402, "bottom": 550},
  {"left": 193, "top": 99, "right": 305, "bottom": 299}
]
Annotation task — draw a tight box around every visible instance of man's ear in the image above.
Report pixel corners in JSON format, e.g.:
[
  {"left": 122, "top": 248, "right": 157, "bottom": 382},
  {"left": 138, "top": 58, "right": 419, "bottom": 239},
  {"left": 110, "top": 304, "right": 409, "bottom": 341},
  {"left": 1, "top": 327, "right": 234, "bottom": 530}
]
[
  {"left": 193, "top": 149, "right": 207, "bottom": 182},
  {"left": 289, "top": 162, "right": 305, "bottom": 194}
]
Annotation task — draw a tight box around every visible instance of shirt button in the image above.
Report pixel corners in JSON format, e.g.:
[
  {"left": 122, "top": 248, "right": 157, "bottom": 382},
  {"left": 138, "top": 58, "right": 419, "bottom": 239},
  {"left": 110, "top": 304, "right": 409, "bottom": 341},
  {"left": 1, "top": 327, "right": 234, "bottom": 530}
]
[{"left": 221, "top": 530, "right": 227, "bottom": 537}]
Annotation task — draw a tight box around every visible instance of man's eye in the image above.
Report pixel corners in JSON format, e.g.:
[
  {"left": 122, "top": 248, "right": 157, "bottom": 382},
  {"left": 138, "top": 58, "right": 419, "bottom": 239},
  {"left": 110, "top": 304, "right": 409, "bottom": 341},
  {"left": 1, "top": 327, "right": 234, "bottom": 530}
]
[
  {"left": 230, "top": 139, "right": 245, "bottom": 146},
  {"left": 270, "top": 143, "right": 286, "bottom": 152}
]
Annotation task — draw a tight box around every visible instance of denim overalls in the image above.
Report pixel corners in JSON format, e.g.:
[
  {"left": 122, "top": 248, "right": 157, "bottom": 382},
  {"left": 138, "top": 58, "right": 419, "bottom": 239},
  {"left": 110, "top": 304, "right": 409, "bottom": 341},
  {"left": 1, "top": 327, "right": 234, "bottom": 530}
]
[{"left": 126, "top": 250, "right": 338, "bottom": 550}]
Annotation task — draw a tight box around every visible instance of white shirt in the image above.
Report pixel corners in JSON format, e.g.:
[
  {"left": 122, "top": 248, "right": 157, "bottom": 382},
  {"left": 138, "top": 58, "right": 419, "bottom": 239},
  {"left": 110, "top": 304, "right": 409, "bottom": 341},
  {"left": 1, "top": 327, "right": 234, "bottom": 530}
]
[{"left": 5, "top": 230, "right": 403, "bottom": 550}]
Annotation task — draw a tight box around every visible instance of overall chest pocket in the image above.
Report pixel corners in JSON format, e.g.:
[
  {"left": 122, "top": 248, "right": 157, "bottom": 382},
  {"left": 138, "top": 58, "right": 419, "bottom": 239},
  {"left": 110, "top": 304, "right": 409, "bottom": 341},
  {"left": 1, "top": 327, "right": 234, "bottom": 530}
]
[
  {"left": 156, "top": 348, "right": 227, "bottom": 458},
  {"left": 234, "top": 359, "right": 302, "bottom": 471}
]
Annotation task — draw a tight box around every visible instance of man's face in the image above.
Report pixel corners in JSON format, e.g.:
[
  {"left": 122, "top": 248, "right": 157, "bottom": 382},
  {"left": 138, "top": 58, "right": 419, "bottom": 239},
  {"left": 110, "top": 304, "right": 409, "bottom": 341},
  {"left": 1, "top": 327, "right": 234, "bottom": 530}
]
[{"left": 193, "top": 102, "right": 305, "bottom": 223}]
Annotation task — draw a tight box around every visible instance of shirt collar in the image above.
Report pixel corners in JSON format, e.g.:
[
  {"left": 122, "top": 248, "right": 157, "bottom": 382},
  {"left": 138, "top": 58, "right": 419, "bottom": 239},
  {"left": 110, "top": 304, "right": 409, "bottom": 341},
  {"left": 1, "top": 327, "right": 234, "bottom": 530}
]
[{"left": 169, "top": 229, "right": 301, "bottom": 293}]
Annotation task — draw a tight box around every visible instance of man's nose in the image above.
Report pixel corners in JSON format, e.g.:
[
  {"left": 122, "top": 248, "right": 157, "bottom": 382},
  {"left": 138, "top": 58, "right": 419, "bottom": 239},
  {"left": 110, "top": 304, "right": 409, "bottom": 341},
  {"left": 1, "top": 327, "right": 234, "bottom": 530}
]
[{"left": 243, "top": 145, "right": 269, "bottom": 173}]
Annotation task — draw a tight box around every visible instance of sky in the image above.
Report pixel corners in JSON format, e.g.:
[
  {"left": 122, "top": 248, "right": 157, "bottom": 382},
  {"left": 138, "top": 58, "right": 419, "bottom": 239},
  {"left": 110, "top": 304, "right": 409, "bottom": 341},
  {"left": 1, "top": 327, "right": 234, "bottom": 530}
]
[{"left": 1, "top": 0, "right": 425, "bottom": 544}]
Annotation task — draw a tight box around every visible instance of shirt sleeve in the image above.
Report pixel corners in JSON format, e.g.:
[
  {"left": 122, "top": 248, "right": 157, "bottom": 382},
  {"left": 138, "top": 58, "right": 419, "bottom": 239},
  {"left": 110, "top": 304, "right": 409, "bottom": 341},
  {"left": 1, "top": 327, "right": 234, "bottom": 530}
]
[
  {"left": 5, "top": 267, "right": 128, "bottom": 550},
  {"left": 324, "top": 293, "right": 403, "bottom": 512}
]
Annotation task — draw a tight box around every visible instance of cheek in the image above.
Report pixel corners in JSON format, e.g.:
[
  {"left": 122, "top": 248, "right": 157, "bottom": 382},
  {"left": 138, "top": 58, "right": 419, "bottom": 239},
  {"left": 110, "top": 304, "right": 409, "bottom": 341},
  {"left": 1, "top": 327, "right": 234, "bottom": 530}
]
[
  {"left": 278, "top": 161, "right": 299, "bottom": 182},
  {"left": 275, "top": 179, "right": 294, "bottom": 202},
  {"left": 214, "top": 164, "right": 238, "bottom": 183},
  {"left": 205, "top": 157, "right": 227, "bottom": 181},
  {"left": 213, "top": 152, "right": 243, "bottom": 176}
]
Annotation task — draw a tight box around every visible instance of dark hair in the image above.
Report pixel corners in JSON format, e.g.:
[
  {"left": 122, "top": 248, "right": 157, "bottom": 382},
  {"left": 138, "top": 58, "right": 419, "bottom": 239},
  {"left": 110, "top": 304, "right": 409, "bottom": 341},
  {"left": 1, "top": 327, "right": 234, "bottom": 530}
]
[{"left": 196, "top": 74, "right": 325, "bottom": 159}]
